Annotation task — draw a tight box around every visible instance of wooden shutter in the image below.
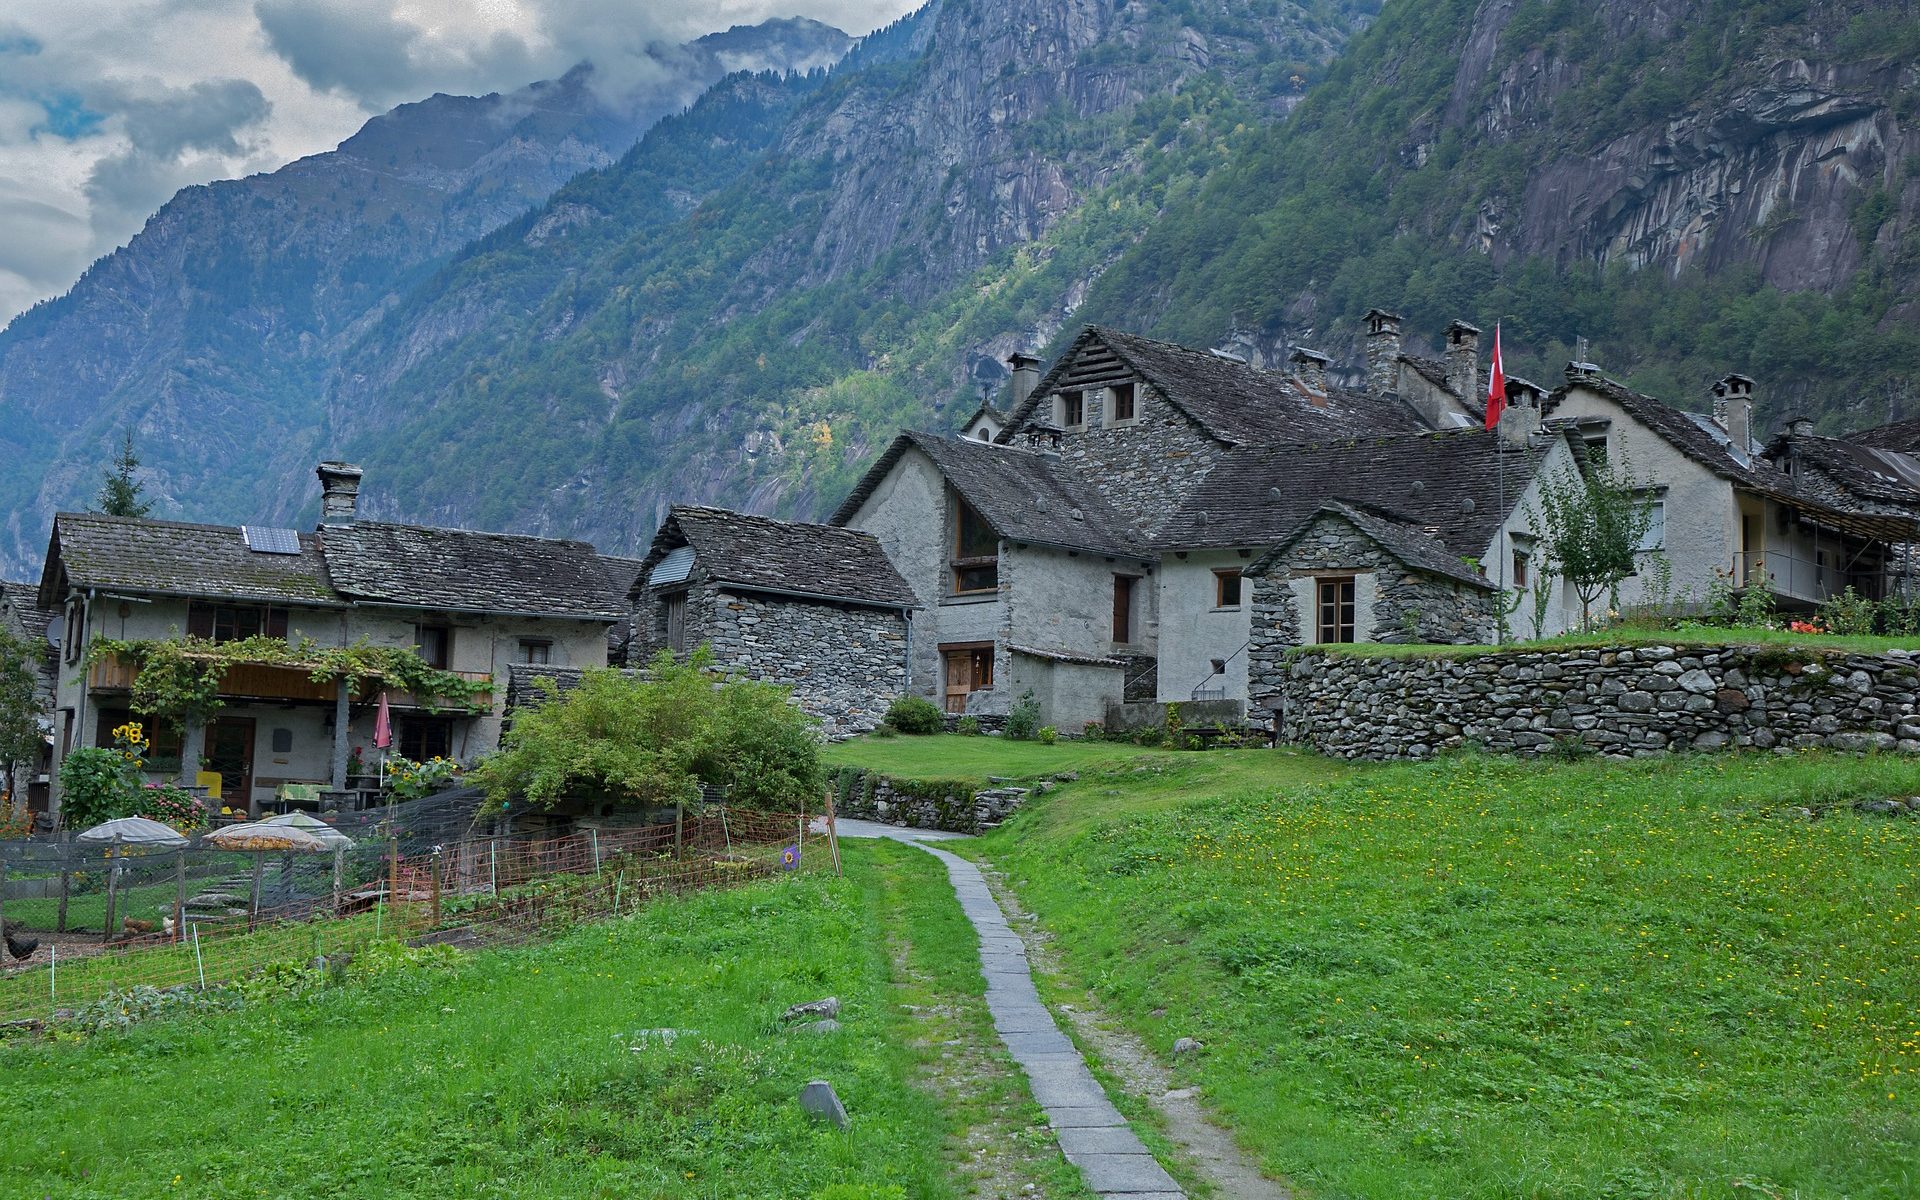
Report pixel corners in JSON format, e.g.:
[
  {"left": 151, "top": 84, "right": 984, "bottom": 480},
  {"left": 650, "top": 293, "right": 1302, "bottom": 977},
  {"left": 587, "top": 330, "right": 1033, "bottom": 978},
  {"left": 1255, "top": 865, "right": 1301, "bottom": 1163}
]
[{"left": 186, "top": 604, "right": 215, "bottom": 639}]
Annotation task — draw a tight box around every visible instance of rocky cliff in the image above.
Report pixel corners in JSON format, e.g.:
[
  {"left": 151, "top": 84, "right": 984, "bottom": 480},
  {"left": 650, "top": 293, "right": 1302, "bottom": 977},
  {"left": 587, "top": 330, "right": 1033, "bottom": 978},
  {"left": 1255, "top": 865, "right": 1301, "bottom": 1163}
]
[{"left": 0, "top": 17, "right": 851, "bottom": 575}]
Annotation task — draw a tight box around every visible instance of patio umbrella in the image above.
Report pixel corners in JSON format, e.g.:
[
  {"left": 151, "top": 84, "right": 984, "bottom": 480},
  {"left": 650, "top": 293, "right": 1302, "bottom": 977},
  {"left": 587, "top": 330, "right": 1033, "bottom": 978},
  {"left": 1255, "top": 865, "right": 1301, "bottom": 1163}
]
[
  {"left": 374, "top": 692, "right": 393, "bottom": 786},
  {"left": 265, "top": 812, "right": 356, "bottom": 912},
  {"left": 207, "top": 821, "right": 330, "bottom": 927},
  {"left": 74, "top": 818, "right": 188, "bottom": 942}
]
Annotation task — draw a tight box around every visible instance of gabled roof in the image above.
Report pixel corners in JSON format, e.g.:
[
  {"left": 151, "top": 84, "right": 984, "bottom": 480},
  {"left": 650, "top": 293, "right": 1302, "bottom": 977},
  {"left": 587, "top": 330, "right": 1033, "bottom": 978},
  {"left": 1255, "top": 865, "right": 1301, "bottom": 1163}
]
[
  {"left": 596, "top": 554, "right": 648, "bottom": 601},
  {"left": 831, "top": 430, "right": 1142, "bottom": 557},
  {"left": 1766, "top": 433, "right": 1920, "bottom": 509},
  {"left": 38, "top": 513, "right": 340, "bottom": 609},
  {"left": 320, "top": 521, "right": 626, "bottom": 621},
  {"left": 1546, "top": 375, "right": 1760, "bottom": 481},
  {"left": 999, "top": 326, "right": 1431, "bottom": 447},
  {"left": 1155, "top": 427, "right": 1555, "bottom": 556},
  {"left": 1249, "top": 501, "right": 1495, "bottom": 590},
  {"left": 644, "top": 505, "right": 917, "bottom": 609},
  {"left": 1847, "top": 416, "right": 1920, "bottom": 454},
  {"left": 0, "top": 580, "right": 55, "bottom": 647}
]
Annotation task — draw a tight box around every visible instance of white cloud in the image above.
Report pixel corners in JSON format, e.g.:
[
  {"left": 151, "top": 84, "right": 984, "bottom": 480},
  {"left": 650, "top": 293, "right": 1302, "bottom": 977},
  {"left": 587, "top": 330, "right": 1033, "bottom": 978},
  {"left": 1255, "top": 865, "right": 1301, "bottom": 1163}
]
[{"left": 0, "top": 0, "right": 916, "bottom": 326}]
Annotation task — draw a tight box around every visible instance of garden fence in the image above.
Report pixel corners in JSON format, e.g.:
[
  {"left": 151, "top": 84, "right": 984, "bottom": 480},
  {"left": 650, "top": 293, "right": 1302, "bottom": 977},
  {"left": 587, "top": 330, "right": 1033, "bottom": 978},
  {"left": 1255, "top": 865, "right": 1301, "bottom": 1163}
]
[{"left": 0, "top": 805, "right": 832, "bottom": 1028}]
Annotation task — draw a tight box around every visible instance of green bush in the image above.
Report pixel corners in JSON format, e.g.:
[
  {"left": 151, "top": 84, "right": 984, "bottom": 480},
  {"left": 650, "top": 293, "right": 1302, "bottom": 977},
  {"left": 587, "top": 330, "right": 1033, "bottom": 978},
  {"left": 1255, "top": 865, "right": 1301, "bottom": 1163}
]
[
  {"left": 1004, "top": 689, "right": 1042, "bottom": 741},
  {"left": 1079, "top": 721, "right": 1105, "bottom": 742},
  {"left": 1037, "top": 725, "right": 1058, "bottom": 745},
  {"left": 56, "top": 746, "right": 142, "bottom": 830},
  {"left": 955, "top": 716, "right": 981, "bottom": 736},
  {"left": 472, "top": 647, "right": 822, "bottom": 811},
  {"left": 882, "top": 694, "right": 944, "bottom": 735}
]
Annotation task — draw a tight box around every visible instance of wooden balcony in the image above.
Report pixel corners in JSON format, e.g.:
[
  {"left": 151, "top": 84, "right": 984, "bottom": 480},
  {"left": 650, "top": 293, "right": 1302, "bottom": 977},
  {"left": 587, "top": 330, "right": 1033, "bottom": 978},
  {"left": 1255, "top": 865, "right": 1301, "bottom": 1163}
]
[
  {"left": 88, "top": 652, "right": 492, "bottom": 708},
  {"left": 381, "top": 672, "right": 494, "bottom": 711}
]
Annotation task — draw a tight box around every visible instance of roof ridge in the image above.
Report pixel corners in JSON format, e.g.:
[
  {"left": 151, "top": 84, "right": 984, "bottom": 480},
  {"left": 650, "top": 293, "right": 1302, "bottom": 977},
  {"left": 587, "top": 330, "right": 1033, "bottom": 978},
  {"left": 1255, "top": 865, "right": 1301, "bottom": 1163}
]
[{"left": 345, "top": 519, "right": 599, "bottom": 551}]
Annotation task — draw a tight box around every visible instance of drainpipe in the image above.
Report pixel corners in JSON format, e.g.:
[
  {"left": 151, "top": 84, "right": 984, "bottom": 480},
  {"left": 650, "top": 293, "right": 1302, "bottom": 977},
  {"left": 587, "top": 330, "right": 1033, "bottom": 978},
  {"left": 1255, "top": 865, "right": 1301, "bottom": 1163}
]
[{"left": 902, "top": 609, "right": 914, "bottom": 696}]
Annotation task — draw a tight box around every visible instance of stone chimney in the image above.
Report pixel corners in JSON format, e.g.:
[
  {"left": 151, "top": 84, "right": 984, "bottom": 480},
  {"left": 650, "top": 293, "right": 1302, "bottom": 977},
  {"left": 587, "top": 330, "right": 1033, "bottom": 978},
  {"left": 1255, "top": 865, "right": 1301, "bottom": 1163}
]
[
  {"left": 1007, "top": 353, "right": 1042, "bottom": 411},
  {"left": 1785, "top": 414, "right": 1815, "bottom": 438},
  {"left": 1564, "top": 360, "right": 1603, "bottom": 387},
  {"left": 1289, "top": 346, "right": 1331, "bottom": 393},
  {"left": 316, "top": 461, "right": 363, "bottom": 524},
  {"left": 1444, "top": 319, "right": 1481, "bottom": 401},
  {"left": 1713, "top": 373, "right": 1754, "bottom": 453},
  {"left": 1497, "top": 377, "right": 1543, "bottom": 449},
  {"left": 1364, "top": 308, "right": 1402, "bottom": 399}
]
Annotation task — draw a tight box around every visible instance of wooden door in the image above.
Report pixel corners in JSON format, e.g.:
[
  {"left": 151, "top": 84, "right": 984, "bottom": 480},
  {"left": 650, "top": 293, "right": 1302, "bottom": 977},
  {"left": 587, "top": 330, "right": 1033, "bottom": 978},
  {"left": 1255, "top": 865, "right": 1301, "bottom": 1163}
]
[
  {"left": 1112, "top": 575, "right": 1136, "bottom": 643},
  {"left": 206, "top": 717, "right": 256, "bottom": 815},
  {"left": 942, "top": 645, "right": 993, "bottom": 714}
]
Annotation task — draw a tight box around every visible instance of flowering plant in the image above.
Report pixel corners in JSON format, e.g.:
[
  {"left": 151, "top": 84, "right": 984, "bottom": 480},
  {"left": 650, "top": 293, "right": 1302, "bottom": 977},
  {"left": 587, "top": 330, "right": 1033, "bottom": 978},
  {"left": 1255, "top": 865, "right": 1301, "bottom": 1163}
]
[
  {"left": 385, "top": 754, "right": 461, "bottom": 802},
  {"left": 137, "top": 782, "right": 208, "bottom": 833},
  {"left": 1788, "top": 618, "right": 1827, "bottom": 635}
]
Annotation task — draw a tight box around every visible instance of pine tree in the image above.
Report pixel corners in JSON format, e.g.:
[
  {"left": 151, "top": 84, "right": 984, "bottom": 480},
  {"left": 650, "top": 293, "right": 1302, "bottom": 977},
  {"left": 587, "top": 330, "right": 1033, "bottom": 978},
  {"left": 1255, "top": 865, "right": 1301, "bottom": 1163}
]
[{"left": 96, "top": 429, "right": 153, "bottom": 518}]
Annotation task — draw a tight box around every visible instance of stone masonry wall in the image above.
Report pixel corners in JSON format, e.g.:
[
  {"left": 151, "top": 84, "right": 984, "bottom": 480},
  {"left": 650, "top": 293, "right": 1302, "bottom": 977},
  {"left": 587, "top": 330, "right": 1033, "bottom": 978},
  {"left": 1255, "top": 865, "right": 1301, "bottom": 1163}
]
[
  {"left": 1053, "top": 380, "right": 1223, "bottom": 540},
  {"left": 704, "top": 589, "right": 907, "bottom": 738},
  {"left": 1248, "top": 516, "right": 1497, "bottom": 700},
  {"left": 830, "top": 766, "right": 1030, "bottom": 834},
  {"left": 1274, "top": 642, "right": 1920, "bottom": 759}
]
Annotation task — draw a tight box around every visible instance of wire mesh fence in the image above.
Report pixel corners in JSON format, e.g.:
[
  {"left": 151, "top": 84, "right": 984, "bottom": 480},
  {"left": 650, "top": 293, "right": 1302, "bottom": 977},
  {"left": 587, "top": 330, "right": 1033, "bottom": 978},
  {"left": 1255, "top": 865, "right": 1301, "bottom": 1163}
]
[{"left": 0, "top": 804, "right": 833, "bottom": 1027}]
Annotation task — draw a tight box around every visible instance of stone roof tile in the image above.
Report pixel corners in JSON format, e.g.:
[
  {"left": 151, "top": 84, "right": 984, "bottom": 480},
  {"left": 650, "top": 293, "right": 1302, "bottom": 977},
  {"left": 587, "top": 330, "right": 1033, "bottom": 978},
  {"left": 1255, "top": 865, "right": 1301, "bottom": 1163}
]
[
  {"left": 39, "top": 513, "right": 339, "bottom": 609},
  {"left": 320, "top": 521, "right": 625, "bottom": 621},
  {"left": 650, "top": 506, "right": 917, "bottom": 609}
]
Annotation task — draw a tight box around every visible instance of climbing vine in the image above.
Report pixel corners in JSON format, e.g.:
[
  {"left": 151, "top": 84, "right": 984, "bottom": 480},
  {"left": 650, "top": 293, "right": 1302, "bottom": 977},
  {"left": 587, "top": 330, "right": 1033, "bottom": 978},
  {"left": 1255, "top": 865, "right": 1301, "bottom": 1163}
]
[{"left": 84, "top": 635, "right": 491, "bottom": 724}]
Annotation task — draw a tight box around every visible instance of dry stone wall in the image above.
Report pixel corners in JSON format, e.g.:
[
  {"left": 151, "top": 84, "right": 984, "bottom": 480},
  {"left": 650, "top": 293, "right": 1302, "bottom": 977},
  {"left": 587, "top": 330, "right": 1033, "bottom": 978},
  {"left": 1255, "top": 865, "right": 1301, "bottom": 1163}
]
[
  {"left": 1275, "top": 642, "right": 1920, "bottom": 759},
  {"left": 830, "top": 765, "right": 1031, "bottom": 834}
]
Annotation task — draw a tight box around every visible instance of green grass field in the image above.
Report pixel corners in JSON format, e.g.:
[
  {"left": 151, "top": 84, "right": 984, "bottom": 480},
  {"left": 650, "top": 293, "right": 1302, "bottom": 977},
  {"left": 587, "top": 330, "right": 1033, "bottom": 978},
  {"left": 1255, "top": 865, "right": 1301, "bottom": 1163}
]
[
  {"left": 824, "top": 731, "right": 1168, "bottom": 786},
  {"left": 959, "top": 745, "right": 1920, "bottom": 1199},
  {"left": 0, "top": 846, "right": 1004, "bottom": 1200}
]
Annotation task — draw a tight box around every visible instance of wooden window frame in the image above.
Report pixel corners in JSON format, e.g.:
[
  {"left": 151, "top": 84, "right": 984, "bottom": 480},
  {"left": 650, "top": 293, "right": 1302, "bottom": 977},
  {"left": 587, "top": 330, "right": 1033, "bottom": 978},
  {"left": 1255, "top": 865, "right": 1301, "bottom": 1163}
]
[
  {"left": 414, "top": 623, "right": 452, "bottom": 670},
  {"left": 398, "top": 716, "right": 454, "bottom": 762},
  {"left": 1107, "top": 381, "right": 1137, "bottom": 426},
  {"left": 187, "top": 602, "right": 288, "bottom": 644},
  {"left": 662, "top": 591, "right": 688, "bottom": 653},
  {"left": 951, "top": 495, "right": 1000, "bottom": 596},
  {"left": 1112, "top": 574, "right": 1138, "bottom": 644},
  {"left": 1511, "top": 549, "right": 1530, "bottom": 588},
  {"left": 519, "top": 638, "right": 552, "bottom": 665},
  {"left": 1315, "top": 575, "right": 1356, "bottom": 644},
  {"left": 1212, "top": 568, "right": 1243, "bottom": 609},
  {"left": 1056, "top": 389, "right": 1085, "bottom": 429}
]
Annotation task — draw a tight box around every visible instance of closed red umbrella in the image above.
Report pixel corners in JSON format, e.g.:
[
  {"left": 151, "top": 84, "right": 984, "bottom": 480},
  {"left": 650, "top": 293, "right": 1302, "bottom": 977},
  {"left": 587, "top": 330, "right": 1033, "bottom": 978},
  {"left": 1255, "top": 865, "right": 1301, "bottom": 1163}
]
[{"left": 374, "top": 691, "right": 392, "bottom": 786}]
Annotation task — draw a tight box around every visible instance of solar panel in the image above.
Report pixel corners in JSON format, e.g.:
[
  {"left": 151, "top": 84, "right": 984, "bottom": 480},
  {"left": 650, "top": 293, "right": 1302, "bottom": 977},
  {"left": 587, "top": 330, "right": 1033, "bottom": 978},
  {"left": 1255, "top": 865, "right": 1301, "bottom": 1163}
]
[{"left": 242, "top": 525, "right": 302, "bottom": 555}]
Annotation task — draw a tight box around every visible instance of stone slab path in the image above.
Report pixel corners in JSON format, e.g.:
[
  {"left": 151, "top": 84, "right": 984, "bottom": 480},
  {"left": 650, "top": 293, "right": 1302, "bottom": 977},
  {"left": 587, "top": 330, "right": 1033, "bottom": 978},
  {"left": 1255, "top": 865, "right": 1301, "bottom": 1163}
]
[{"left": 831, "top": 819, "right": 1184, "bottom": 1198}]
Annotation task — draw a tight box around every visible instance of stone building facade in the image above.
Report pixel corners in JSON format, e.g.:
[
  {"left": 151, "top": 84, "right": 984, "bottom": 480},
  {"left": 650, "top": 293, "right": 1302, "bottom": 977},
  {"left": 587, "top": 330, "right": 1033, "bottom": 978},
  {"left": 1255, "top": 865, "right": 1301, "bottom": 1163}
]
[
  {"left": 1273, "top": 642, "right": 1920, "bottom": 760},
  {"left": 633, "top": 506, "right": 915, "bottom": 737}
]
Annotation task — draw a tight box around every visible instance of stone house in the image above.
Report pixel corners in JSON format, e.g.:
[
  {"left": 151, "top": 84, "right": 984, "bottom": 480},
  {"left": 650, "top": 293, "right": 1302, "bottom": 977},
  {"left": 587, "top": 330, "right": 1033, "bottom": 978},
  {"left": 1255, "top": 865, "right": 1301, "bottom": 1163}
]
[
  {"left": 1541, "top": 368, "right": 1920, "bottom": 622},
  {"left": 632, "top": 506, "right": 916, "bottom": 736},
  {"left": 0, "top": 579, "right": 58, "bottom": 813},
  {"left": 33, "top": 462, "right": 628, "bottom": 819}
]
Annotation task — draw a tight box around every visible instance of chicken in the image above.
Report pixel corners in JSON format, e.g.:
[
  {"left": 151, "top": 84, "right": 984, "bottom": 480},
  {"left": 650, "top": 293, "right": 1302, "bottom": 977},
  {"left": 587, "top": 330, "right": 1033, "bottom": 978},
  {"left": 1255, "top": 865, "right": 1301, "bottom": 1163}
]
[
  {"left": 121, "top": 918, "right": 156, "bottom": 936},
  {"left": 2, "top": 917, "right": 36, "bottom": 962}
]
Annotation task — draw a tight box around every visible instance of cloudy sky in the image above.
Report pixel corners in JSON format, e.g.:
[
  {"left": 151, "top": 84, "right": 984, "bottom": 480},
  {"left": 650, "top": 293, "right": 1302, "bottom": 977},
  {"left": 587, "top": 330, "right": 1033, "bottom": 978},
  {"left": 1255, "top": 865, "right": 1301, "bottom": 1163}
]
[{"left": 0, "top": 0, "right": 913, "bottom": 326}]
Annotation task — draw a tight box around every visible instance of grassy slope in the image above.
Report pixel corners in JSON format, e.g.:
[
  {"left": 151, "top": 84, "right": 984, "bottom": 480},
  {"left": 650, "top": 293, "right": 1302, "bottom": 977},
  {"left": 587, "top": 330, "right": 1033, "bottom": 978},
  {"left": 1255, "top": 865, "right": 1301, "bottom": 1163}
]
[
  {"left": 952, "top": 746, "right": 1920, "bottom": 1198},
  {"left": 824, "top": 735, "right": 1168, "bottom": 786},
  {"left": 0, "top": 848, "right": 977, "bottom": 1200}
]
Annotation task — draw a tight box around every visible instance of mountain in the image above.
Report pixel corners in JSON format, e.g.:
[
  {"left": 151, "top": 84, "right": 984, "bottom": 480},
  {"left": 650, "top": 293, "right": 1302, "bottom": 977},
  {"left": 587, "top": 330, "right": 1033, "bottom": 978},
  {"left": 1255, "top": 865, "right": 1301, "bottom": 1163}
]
[
  {"left": 1079, "top": 0, "right": 1920, "bottom": 421},
  {"left": 0, "top": 16, "right": 852, "bottom": 575},
  {"left": 320, "top": 0, "right": 1374, "bottom": 545}
]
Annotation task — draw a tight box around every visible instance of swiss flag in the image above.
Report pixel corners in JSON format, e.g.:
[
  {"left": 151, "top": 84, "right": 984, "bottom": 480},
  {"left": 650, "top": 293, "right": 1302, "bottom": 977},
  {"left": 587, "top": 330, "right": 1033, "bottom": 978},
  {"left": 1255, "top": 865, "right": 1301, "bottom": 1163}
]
[{"left": 1483, "top": 323, "right": 1506, "bottom": 431}]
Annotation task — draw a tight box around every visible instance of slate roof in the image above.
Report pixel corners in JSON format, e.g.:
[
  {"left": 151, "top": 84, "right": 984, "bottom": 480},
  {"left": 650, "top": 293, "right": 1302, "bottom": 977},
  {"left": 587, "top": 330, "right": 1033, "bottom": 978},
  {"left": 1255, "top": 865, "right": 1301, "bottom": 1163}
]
[
  {"left": 1155, "top": 427, "right": 1551, "bottom": 559},
  {"left": 1008, "top": 644, "right": 1126, "bottom": 668},
  {"left": 596, "top": 554, "right": 648, "bottom": 601},
  {"left": 1249, "top": 502, "right": 1495, "bottom": 590},
  {"left": 0, "top": 580, "right": 55, "bottom": 647},
  {"left": 1767, "top": 434, "right": 1920, "bottom": 508},
  {"left": 1000, "top": 326, "right": 1431, "bottom": 447},
  {"left": 1847, "top": 416, "right": 1920, "bottom": 453},
  {"left": 648, "top": 506, "right": 917, "bottom": 609},
  {"left": 38, "top": 513, "right": 340, "bottom": 609},
  {"left": 831, "top": 430, "right": 1143, "bottom": 557},
  {"left": 1546, "top": 375, "right": 1760, "bottom": 480},
  {"left": 320, "top": 521, "right": 626, "bottom": 621}
]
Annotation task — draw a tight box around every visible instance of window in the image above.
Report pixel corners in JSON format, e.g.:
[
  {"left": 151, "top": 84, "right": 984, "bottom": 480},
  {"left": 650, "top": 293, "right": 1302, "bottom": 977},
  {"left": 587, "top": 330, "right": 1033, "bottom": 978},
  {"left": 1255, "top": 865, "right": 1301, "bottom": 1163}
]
[
  {"left": 1315, "top": 576, "right": 1356, "bottom": 643},
  {"left": 1213, "top": 569, "right": 1243, "bottom": 609},
  {"left": 414, "top": 624, "right": 451, "bottom": 669},
  {"left": 96, "top": 710, "right": 184, "bottom": 768},
  {"left": 1512, "top": 549, "right": 1530, "bottom": 588},
  {"left": 63, "top": 601, "right": 84, "bottom": 665},
  {"left": 1584, "top": 435, "right": 1609, "bottom": 467},
  {"left": 519, "top": 639, "right": 551, "bottom": 665},
  {"left": 663, "top": 592, "right": 687, "bottom": 652},
  {"left": 398, "top": 716, "right": 453, "bottom": 761},
  {"left": 1056, "top": 389, "right": 1084, "bottom": 428},
  {"left": 942, "top": 644, "right": 995, "bottom": 714},
  {"left": 952, "top": 495, "right": 999, "bottom": 594},
  {"left": 1113, "top": 575, "right": 1138, "bottom": 643},
  {"left": 1637, "top": 500, "right": 1665, "bottom": 552},
  {"left": 1108, "top": 382, "right": 1136, "bottom": 424},
  {"left": 187, "top": 603, "right": 288, "bottom": 644}
]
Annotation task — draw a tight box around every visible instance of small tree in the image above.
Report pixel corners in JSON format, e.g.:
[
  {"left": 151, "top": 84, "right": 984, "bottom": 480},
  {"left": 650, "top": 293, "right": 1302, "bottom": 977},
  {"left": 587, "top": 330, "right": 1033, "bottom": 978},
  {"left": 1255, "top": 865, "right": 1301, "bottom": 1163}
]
[
  {"left": 0, "top": 630, "right": 46, "bottom": 814},
  {"left": 96, "top": 428, "right": 153, "bottom": 518},
  {"left": 1527, "top": 457, "right": 1658, "bottom": 632},
  {"left": 473, "top": 647, "right": 822, "bottom": 811}
]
